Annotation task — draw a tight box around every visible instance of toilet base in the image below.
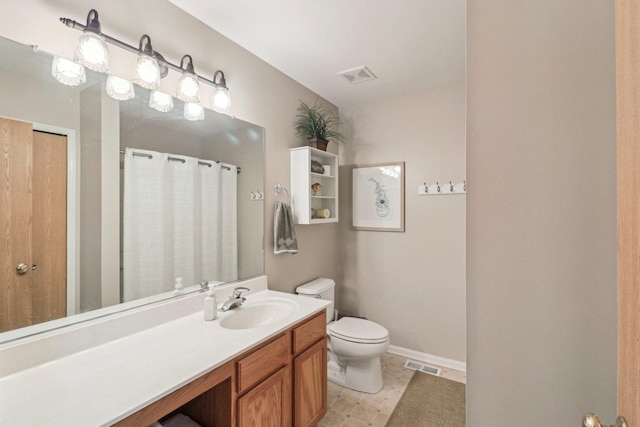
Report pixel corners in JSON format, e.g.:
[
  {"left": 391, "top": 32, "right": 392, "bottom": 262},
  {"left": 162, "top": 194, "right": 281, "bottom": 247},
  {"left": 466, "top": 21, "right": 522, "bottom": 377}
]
[{"left": 327, "top": 357, "right": 384, "bottom": 394}]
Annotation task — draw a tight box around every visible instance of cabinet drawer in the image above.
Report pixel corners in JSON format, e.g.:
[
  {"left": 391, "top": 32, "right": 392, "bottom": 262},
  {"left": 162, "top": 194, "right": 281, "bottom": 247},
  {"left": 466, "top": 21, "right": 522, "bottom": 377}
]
[
  {"left": 237, "top": 334, "right": 288, "bottom": 394},
  {"left": 292, "top": 310, "right": 326, "bottom": 355}
]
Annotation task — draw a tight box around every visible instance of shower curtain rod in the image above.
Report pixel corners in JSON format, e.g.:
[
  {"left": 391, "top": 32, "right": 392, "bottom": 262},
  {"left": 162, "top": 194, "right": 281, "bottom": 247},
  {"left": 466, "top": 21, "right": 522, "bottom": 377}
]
[{"left": 119, "top": 149, "right": 241, "bottom": 174}]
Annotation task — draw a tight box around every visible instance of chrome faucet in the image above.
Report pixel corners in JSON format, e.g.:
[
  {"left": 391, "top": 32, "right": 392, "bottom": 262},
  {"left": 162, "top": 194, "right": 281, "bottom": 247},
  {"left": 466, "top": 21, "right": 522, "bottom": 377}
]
[{"left": 219, "top": 287, "right": 250, "bottom": 312}]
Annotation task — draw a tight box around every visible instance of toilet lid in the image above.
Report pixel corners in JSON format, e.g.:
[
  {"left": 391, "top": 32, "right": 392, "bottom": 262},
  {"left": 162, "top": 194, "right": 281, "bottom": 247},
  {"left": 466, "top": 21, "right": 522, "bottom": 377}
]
[{"left": 328, "top": 317, "right": 389, "bottom": 344}]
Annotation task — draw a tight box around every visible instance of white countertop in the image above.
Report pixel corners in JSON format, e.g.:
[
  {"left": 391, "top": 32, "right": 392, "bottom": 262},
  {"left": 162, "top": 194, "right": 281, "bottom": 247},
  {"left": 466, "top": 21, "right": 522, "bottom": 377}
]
[{"left": 0, "top": 289, "right": 329, "bottom": 426}]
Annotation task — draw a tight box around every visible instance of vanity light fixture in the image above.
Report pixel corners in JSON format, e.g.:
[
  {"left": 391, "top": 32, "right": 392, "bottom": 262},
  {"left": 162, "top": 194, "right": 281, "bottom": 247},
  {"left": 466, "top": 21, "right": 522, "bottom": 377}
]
[
  {"left": 134, "top": 35, "right": 165, "bottom": 90},
  {"left": 106, "top": 75, "right": 135, "bottom": 100},
  {"left": 51, "top": 56, "right": 86, "bottom": 86},
  {"left": 184, "top": 102, "right": 205, "bottom": 121},
  {"left": 211, "top": 70, "right": 231, "bottom": 113},
  {"left": 176, "top": 55, "right": 200, "bottom": 103},
  {"left": 149, "top": 90, "right": 174, "bottom": 112},
  {"left": 60, "top": 9, "right": 233, "bottom": 115},
  {"left": 73, "top": 9, "right": 109, "bottom": 73}
]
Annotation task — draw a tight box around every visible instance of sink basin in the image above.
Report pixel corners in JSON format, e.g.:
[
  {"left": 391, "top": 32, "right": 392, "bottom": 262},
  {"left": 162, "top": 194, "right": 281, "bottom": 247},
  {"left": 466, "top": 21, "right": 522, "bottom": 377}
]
[{"left": 219, "top": 298, "right": 299, "bottom": 329}]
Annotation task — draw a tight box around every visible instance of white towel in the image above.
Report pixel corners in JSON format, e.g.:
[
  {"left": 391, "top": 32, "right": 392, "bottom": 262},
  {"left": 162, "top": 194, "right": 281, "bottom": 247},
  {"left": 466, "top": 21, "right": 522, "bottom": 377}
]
[{"left": 274, "top": 201, "right": 298, "bottom": 254}]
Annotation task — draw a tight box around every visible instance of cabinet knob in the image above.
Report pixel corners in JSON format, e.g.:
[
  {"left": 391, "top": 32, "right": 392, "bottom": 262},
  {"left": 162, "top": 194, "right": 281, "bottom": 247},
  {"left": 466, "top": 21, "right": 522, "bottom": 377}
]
[{"left": 16, "top": 263, "right": 29, "bottom": 274}]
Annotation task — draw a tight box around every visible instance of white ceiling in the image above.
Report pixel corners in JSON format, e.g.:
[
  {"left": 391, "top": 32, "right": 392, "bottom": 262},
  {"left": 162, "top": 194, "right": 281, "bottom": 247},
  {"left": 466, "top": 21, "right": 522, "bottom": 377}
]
[{"left": 168, "top": 0, "right": 466, "bottom": 109}]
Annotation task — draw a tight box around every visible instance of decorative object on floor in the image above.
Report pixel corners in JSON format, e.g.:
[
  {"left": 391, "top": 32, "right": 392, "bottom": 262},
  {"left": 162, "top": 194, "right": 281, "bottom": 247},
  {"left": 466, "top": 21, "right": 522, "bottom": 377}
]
[
  {"left": 274, "top": 184, "right": 298, "bottom": 254},
  {"left": 352, "top": 162, "right": 405, "bottom": 232},
  {"left": 293, "top": 100, "right": 344, "bottom": 151},
  {"left": 386, "top": 371, "right": 466, "bottom": 427}
]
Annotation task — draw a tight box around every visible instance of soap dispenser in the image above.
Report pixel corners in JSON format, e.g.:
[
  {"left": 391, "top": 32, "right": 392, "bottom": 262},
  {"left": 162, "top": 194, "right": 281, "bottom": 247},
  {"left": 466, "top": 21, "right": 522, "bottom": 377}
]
[
  {"left": 204, "top": 287, "right": 217, "bottom": 321},
  {"left": 173, "top": 277, "right": 184, "bottom": 296}
]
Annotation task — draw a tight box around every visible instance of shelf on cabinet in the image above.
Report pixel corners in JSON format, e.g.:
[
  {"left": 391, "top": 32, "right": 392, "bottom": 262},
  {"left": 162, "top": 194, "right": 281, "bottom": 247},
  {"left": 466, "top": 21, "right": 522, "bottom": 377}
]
[
  {"left": 290, "top": 147, "right": 339, "bottom": 224},
  {"left": 309, "top": 218, "right": 338, "bottom": 224},
  {"left": 311, "top": 172, "right": 335, "bottom": 178}
]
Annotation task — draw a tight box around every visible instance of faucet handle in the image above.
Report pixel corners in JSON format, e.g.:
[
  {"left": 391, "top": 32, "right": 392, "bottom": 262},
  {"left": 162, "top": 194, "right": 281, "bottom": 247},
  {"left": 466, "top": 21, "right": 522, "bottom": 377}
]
[{"left": 231, "top": 287, "right": 250, "bottom": 299}]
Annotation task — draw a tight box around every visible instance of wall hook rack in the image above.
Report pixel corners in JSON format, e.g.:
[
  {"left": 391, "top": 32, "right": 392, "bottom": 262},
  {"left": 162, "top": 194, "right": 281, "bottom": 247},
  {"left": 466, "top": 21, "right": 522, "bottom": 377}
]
[{"left": 419, "top": 180, "right": 466, "bottom": 195}]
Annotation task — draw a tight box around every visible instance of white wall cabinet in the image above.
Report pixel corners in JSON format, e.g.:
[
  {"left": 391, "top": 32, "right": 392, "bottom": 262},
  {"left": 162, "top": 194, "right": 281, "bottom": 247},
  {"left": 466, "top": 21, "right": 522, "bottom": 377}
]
[{"left": 290, "top": 147, "right": 338, "bottom": 224}]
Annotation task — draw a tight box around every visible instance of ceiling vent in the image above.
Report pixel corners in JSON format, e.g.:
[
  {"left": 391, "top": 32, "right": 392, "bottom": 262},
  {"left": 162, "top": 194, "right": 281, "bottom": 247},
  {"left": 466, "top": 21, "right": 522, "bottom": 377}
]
[{"left": 338, "top": 66, "right": 377, "bottom": 84}]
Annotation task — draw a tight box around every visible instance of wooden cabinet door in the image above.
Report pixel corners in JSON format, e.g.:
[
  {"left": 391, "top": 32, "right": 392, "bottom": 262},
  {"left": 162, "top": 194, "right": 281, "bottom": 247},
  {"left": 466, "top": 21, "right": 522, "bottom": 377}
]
[
  {"left": 293, "top": 338, "right": 327, "bottom": 427},
  {"left": 237, "top": 365, "right": 291, "bottom": 427}
]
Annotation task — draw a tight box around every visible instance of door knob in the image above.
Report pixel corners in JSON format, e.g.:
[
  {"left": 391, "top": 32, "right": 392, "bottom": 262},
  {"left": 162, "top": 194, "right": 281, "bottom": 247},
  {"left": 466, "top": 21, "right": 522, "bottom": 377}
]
[
  {"left": 583, "top": 413, "right": 628, "bottom": 427},
  {"left": 16, "top": 263, "right": 29, "bottom": 274}
]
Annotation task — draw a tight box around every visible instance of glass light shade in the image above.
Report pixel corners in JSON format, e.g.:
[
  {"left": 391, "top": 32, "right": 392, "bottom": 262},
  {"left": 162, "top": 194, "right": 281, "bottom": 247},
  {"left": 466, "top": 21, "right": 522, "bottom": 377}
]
[
  {"left": 51, "top": 56, "right": 86, "bottom": 86},
  {"left": 184, "top": 102, "right": 204, "bottom": 121},
  {"left": 176, "top": 73, "right": 200, "bottom": 102},
  {"left": 149, "top": 90, "right": 174, "bottom": 112},
  {"left": 106, "top": 75, "right": 135, "bottom": 101},
  {"left": 212, "top": 86, "right": 231, "bottom": 113},
  {"left": 74, "top": 32, "right": 109, "bottom": 73},
  {"left": 135, "top": 55, "right": 160, "bottom": 90}
]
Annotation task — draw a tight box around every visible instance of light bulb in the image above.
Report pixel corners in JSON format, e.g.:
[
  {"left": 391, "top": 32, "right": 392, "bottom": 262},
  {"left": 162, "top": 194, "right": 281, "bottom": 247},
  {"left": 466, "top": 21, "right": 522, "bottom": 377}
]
[
  {"left": 184, "top": 102, "right": 204, "bottom": 121},
  {"left": 135, "top": 55, "right": 160, "bottom": 90},
  {"left": 149, "top": 90, "right": 174, "bottom": 112},
  {"left": 212, "top": 86, "right": 231, "bottom": 113},
  {"left": 177, "top": 73, "right": 200, "bottom": 103},
  {"left": 106, "top": 75, "right": 135, "bottom": 101},
  {"left": 74, "top": 32, "right": 109, "bottom": 73},
  {"left": 51, "top": 56, "right": 86, "bottom": 86}
]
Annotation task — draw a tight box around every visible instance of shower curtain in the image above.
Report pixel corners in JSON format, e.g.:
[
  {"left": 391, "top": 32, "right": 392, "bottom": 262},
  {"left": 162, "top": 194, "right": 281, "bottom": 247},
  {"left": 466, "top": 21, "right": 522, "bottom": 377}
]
[{"left": 122, "top": 148, "right": 238, "bottom": 302}]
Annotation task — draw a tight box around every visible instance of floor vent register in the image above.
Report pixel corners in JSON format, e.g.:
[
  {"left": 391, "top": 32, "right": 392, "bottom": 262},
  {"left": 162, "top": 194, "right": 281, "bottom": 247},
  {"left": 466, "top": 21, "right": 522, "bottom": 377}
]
[{"left": 403, "top": 360, "right": 441, "bottom": 376}]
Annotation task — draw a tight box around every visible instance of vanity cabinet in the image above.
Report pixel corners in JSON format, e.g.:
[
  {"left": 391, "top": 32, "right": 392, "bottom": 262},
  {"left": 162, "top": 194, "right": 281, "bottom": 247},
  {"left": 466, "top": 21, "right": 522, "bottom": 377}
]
[
  {"left": 290, "top": 147, "right": 339, "bottom": 224},
  {"left": 236, "top": 310, "right": 327, "bottom": 427},
  {"left": 237, "top": 365, "right": 291, "bottom": 427},
  {"left": 116, "top": 310, "right": 327, "bottom": 427},
  {"left": 293, "top": 339, "right": 327, "bottom": 427},
  {"left": 236, "top": 333, "right": 291, "bottom": 427},
  {"left": 292, "top": 310, "right": 327, "bottom": 427},
  {"left": 114, "top": 362, "right": 234, "bottom": 427}
]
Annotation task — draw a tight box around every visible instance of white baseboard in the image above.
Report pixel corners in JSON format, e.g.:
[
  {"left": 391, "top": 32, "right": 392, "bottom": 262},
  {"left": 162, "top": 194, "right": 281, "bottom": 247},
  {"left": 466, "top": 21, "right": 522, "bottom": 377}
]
[{"left": 387, "top": 345, "right": 466, "bottom": 373}]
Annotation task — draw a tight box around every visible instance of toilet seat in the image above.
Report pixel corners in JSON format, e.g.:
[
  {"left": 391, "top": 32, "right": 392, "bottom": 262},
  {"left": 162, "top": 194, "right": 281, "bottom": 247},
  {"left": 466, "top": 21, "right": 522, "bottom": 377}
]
[{"left": 328, "top": 317, "right": 389, "bottom": 344}]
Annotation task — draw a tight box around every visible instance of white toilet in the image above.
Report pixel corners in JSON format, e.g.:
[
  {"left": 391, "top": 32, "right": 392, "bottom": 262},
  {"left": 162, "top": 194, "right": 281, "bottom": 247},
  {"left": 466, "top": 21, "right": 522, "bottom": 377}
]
[{"left": 296, "top": 278, "right": 390, "bottom": 394}]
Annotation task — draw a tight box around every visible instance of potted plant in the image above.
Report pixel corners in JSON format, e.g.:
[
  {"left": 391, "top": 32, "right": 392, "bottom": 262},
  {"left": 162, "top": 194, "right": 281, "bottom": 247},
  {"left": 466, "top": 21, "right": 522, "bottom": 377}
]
[{"left": 293, "top": 100, "right": 344, "bottom": 151}]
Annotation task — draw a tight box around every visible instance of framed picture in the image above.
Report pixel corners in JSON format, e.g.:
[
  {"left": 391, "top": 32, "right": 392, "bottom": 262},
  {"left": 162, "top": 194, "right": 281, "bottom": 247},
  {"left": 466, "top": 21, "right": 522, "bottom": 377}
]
[{"left": 351, "top": 162, "right": 405, "bottom": 232}]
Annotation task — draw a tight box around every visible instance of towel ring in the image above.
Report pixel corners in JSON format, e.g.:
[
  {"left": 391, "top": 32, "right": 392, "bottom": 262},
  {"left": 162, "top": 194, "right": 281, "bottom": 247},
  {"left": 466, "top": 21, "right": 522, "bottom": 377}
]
[{"left": 275, "top": 184, "right": 290, "bottom": 202}]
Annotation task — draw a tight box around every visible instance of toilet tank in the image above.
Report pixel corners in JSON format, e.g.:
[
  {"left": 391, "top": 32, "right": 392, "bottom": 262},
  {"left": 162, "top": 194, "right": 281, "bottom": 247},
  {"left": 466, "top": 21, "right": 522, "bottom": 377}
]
[{"left": 296, "top": 278, "right": 335, "bottom": 324}]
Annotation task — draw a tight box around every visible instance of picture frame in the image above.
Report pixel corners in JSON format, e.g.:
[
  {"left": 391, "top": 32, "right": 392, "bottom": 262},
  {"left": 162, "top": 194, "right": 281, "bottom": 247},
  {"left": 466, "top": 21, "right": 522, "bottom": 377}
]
[{"left": 351, "top": 162, "right": 405, "bottom": 232}]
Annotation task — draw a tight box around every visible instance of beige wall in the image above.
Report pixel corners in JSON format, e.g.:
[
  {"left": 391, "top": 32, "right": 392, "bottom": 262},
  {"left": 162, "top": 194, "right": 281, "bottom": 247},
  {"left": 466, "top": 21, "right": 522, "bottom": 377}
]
[
  {"left": 0, "top": 68, "right": 79, "bottom": 130},
  {"left": 0, "top": 0, "right": 339, "bottom": 294},
  {"left": 340, "top": 83, "right": 466, "bottom": 363},
  {"left": 79, "top": 84, "right": 102, "bottom": 311},
  {"left": 467, "top": 0, "right": 617, "bottom": 423}
]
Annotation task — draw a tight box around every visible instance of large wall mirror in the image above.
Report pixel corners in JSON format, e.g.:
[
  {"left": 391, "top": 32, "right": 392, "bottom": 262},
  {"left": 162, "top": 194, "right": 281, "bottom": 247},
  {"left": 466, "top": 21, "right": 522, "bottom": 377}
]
[{"left": 0, "top": 36, "right": 265, "bottom": 341}]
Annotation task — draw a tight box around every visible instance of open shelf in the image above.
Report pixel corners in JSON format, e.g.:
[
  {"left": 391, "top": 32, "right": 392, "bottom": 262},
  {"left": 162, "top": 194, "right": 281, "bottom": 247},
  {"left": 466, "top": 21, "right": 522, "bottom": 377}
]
[{"left": 290, "top": 147, "right": 339, "bottom": 224}]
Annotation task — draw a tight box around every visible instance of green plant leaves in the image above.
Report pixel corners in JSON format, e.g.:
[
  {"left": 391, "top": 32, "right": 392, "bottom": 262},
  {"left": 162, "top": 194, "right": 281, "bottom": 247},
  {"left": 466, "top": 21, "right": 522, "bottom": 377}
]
[{"left": 293, "top": 100, "right": 344, "bottom": 143}]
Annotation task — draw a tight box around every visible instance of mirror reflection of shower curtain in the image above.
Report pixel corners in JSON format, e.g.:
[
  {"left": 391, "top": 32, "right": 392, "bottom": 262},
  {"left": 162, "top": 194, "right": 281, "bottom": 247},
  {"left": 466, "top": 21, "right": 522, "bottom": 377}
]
[
  {"left": 122, "top": 148, "right": 238, "bottom": 302},
  {"left": 220, "top": 165, "right": 238, "bottom": 281}
]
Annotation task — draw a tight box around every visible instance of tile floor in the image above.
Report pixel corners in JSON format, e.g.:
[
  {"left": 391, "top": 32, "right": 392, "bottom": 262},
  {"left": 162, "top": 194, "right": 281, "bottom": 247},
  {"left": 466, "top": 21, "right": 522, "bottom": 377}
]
[{"left": 318, "top": 352, "right": 466, "bottom": 427}]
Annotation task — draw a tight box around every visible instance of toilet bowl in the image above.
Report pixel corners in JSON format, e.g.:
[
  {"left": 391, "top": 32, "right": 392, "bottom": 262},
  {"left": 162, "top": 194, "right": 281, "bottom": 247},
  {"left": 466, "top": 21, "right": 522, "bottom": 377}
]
[{"left": 296, "top": 278, "right": 390, "bottom": 394}]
